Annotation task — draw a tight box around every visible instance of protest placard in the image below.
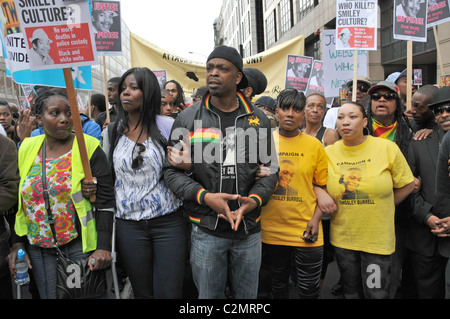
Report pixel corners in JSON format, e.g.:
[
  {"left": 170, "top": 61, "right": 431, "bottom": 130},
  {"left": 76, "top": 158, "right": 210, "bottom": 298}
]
[
  {"left": 19, "top": 96, "right": 29, "bottom": 109},
  {"left": 322, "top": 29, "right": 368, "bottom": 98},
  {"left": 153, "top": 69, "right": 167, "bottom": 89},
  {"left": 14, "top": 0, "right": 97, "bottom": 71},
  {"left": 414, "top": 68, "right": 422, "bottom": 85},
  {"left": 91, "top": 0, "right": 122, "bottom": 55},
  {"left": 427, "top": 0, "right": 450, "bottom": 26},
  {"left": 12, "top": 0, "right": 97, "bottom": 194},
  {"left": 441, "top": 74, "right": 450, "bottom": 86},
  {"left": 305, "top": 60, "right": 325, "bottom": 95},
  {"left": 336, "top": 0, "right": 378, "bottom": 50},
  {"left": 393, "top": 0, "right": 428, "bottom": 42},
  {"left": 285, "top": 54, "right": 313, "bottom": 92},
  {"left": 0, "top": 0, "right": 92, "bottom": 89}
]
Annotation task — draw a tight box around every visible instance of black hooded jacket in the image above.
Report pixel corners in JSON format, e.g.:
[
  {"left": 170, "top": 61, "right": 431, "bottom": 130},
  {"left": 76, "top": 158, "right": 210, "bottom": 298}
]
[{"left": 163, "top": 91, "right": 278, "bottom": 238}]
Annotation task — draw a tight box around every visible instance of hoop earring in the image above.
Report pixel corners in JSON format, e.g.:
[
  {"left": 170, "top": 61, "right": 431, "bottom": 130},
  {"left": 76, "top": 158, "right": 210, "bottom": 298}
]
[{"left": 363, "top": 126, "right": 370, "bottom": 135}]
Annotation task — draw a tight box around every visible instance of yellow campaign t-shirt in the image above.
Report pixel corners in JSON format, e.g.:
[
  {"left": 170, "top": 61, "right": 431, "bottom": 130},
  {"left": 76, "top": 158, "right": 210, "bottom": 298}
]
[
  {"left": 325, "top": 136, "right": 414, "bottom": 255},
  {"left": 261, "top": 131, "right": 328, "bottom": 247}
]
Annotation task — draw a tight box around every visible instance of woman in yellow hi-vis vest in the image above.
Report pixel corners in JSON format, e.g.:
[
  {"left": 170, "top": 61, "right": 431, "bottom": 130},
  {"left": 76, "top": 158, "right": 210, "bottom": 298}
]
[{"left": 7, "top": 88, "right": 115, "bottom": 299}]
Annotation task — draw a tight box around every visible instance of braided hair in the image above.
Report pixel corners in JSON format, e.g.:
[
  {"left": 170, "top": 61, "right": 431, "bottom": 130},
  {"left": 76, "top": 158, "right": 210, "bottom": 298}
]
[
  {"left": 366, "top": 94, "right": 412, "bottom": 156},
  {"left": 164, "top": 79, "right": 185, "bottom": 110},
  {"left": 34, "top": 88, "right": 69, "bottom": 115}
]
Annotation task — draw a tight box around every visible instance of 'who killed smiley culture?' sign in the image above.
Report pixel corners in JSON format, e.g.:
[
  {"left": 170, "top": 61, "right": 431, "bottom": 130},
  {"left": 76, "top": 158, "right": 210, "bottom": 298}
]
[
  {"left": 14, "top": 0, "right": 98, "bottom": 71},
  {"left": 336, "top": 0, "right": 378, "bottom": 51}
]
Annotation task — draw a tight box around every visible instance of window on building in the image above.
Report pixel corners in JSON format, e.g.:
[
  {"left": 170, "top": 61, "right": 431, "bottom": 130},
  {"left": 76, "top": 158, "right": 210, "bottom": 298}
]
[
  {"left": 305, "top": 35, "right": 321, "bottom": 60},
  {"left": 265, "top": 0, "right": 274, "bottom": 8},
  {"left": 279, "top": 0, "right": 293, "bottom": 38},
  {"left": 266, "top": 9, "right": 277, "bottom": 47},
  {"left": 245, "top": 41, "right": 252, "bottom": 57},
  {"left": 298, "top": 0, "right": 317, "bottom": 19}
]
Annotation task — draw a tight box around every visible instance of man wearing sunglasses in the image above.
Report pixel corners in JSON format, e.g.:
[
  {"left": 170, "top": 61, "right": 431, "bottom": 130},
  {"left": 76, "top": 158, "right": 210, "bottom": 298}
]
[
  {"left": 323, "top": 76, "right": 371, "bottom": 131},
  {"left": 367, "top": 81, "right": 414, "bottom": 298},
  {"left": 431, "top": 88, "right": 450, "bottom": 265},
  {"left": 404, "top": 86, "right": 450, "bottom": 299},
  {"left": 345, "top": 76, "right": 371, "bottom": 105}
]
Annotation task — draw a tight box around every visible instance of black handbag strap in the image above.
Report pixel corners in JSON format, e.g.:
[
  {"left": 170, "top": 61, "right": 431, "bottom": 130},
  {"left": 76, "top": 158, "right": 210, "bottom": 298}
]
[{"left": 41, "top": 139, "right": 60, "bottom": 249}]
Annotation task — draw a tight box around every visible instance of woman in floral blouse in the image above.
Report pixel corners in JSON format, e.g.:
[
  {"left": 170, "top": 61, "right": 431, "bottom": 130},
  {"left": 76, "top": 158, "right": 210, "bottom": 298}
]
[{"left": 8, "top": 88, "right": 115, "bottom": 299}]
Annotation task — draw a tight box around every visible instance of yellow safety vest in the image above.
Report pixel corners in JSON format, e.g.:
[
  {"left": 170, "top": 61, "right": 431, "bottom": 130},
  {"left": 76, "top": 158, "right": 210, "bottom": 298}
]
[{"left": 15, "top": 134, "right": 100, "bottom": 253}]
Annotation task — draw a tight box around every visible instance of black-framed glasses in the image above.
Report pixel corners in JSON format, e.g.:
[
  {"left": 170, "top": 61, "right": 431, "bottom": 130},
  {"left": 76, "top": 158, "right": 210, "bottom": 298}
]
[
  {"left": 433, "top": 105, "right": 450, "bottom": 117},
  {"left": 131, "top": 142, "right": 145, "bottom": 170},
  {"left": 348, "top": 85, "right": 369, "bottom": 93},
  {"left": 371, "top": 92, "right": 398, "bottom": 101}
]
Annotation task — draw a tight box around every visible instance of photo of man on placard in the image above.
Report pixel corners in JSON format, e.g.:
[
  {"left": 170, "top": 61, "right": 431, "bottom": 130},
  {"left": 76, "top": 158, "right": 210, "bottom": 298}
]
[
  {"left": 396, "top": 0, "right": 422, "bottom": 17},
  {"left": 394, "top": 0, "right": 427, "bottom": 41},
  {"left": 28, "top": 29, "right": 54, "bottom": 66}
]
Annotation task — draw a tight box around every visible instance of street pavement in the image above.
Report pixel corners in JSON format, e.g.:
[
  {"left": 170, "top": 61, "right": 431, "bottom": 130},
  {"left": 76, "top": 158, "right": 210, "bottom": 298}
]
[{"left": 13, "top": 259, "right": 343, "bottom": 299}]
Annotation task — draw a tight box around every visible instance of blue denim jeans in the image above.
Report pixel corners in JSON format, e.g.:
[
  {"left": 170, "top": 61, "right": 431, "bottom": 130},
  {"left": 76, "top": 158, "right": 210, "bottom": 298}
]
[
  {"left": 190, "top": 226, "right": 261, "bottom": 299},
  {"left": 27, "top": 238, "right": 93, "bottom": 299}
]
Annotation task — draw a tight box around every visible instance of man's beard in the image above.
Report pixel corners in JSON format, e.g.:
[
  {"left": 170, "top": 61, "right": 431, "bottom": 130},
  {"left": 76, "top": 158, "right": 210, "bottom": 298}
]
[{"left": 372, "top": 112, "right": 396, "bottom": 126}]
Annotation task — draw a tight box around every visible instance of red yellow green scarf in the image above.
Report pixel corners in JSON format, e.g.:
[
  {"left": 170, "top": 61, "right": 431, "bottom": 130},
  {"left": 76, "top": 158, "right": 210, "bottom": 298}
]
[{"left": 372, "top": 119, "right": 397, "bottom": 141}]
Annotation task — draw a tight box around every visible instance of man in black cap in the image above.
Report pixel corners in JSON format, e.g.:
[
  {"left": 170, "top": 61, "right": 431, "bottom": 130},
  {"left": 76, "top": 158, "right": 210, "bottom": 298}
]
[
  {"left": 164, "top": 45, "right": 278, "bottom": 299},
  {"left": 191, "top": 86, "right": 208, "bottom": 105},
  {"left": 241, "top": 67, "right": 278, "bottom": 128},
  {"left": 405, "top": 86, "right": 450, "bottom": 299},
  {"left": 241, "top": 67, "right": 267, "bottom": 100},
  {"left": 255, "top": 96, "right": 278, "bottom": 128},
  {"left": 430, "top": 89, "right": 450, "bottom": 299}
]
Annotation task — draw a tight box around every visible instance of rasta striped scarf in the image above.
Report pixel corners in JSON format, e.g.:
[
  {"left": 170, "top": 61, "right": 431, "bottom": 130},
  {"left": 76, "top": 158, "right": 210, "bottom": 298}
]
[{"left": 372, "top": 118, "right": 397, "bottom": 141}]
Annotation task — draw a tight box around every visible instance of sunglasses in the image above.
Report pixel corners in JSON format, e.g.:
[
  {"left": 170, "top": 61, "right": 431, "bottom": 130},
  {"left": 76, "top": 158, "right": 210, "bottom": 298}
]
[
  {"left": 371, "top": 92, "right": 398, "bottom": 101},
  {"left": 433, "top": 105, "right": 450, "bottom": 117},
  {"left": 131, "top": 142, "right": 145, "bottom": 170},
  {"left": 348, "top": 85, "right": 369, "bottom": 93}
]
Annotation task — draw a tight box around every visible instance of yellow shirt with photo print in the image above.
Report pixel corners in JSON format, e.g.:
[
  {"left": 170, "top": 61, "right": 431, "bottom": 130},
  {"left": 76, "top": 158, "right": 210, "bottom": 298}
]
[
  {"left": 261, "top": 131, "right": 328, "bottom": 247},
  {"left": 325, "top": 136, "right": 414, "bottom": 255}
]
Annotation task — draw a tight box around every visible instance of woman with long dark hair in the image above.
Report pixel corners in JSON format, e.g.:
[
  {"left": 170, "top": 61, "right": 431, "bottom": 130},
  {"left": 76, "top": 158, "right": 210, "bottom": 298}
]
[{"left": 107, "top": 67, "right": 186, "bottom": 298}]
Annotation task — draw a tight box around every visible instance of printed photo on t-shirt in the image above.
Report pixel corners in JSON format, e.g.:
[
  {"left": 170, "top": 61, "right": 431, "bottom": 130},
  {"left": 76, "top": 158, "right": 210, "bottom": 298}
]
[
  {"left": 271, "top": 157, "right": 302, "bottom": 203},
  {"left": 222, "top": 126, "right": 236, "bottom": 168},
  {"left": 338, "top": 164, "right": 374, "bottom": 205}
]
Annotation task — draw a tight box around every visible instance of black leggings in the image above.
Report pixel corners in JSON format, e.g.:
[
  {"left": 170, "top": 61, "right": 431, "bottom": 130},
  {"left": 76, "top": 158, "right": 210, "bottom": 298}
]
[
  {"left": 263, "top": 243, "right": 323, "bottom": 299},
  {"left": 116, "top": 211, "right": 187, "bottom": 298}
]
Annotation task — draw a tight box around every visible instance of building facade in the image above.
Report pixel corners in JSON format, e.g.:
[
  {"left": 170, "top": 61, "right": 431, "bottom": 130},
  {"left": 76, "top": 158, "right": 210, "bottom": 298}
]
[{"left": 215, "top": 0, "right": 450, "bottom": 89}]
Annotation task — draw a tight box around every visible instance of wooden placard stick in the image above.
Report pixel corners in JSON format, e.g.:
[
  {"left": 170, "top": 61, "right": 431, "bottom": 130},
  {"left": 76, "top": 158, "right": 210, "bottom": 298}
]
[
  {"left": 103, "top": 56, "right": 110, "bottom": 124},
  {"left": 63, "top": 68, "right": 95, "bottom": 202},
  {"left": 88, "top": 91, "right": 91, "bottom": 119},
  {"left": 352, "top": 50, "right": 358, "bottom": 102},
  {"left": 406, "top": 40, "right": 413, "bottom": 111}
]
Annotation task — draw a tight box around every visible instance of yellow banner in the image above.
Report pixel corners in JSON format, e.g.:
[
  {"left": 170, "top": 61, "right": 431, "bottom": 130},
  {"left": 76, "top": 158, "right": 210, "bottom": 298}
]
[{"left": 130, "top": 32, "right": 304, "bottom": 99}]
